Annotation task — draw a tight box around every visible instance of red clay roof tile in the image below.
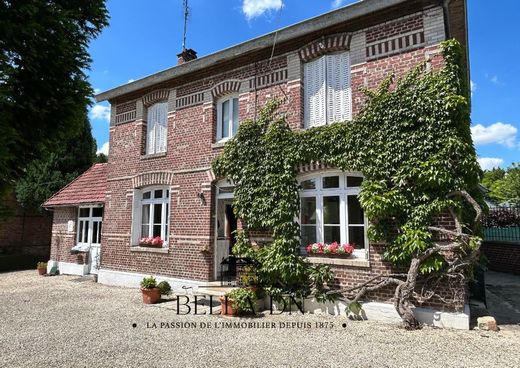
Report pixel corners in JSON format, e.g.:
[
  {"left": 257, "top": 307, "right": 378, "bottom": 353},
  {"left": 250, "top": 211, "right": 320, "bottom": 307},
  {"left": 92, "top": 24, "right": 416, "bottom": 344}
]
[{"left": 43, "top": 163, "right": 108, "bottom": 207}]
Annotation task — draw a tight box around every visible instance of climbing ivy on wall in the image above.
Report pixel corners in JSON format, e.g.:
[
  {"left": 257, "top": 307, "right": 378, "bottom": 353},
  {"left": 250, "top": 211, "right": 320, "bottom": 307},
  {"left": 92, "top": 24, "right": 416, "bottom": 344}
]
[{"left": 213, "top": 40, "right": 480, "bottom": 304}]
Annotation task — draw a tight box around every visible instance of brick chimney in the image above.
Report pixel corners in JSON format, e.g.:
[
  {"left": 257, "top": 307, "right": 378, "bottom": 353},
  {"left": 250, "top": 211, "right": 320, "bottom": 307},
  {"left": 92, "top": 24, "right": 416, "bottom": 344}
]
[{"left": 177, "top": 48, "right": 197, "bottom": 65}]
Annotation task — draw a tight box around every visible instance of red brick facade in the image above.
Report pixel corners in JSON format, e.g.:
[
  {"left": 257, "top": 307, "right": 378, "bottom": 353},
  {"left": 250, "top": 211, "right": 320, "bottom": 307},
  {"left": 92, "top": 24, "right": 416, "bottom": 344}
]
[{"left": 48, "top": 4, "right": 467, "bottom": 311}]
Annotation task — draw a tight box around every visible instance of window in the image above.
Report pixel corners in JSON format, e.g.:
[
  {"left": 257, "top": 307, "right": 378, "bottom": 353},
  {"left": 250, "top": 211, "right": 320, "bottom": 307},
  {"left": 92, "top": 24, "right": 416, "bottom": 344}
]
[
  {"left": 146, "top": 102, "right": 168, "bottom": 154},
  {"left": 77, "top": 207, "right": 103, "bottom": 246},
  {"left": 299, "top": 172, "right": 366, "bottom": 256},
  {"left": 134, "top": 187, "right": 170, "bottom": 246},
  {"left": 304, "top": 52, "right": 352, "bottom": 128},
  {"left": 216, "top": 96, "right": 239, "bottom": 141}
]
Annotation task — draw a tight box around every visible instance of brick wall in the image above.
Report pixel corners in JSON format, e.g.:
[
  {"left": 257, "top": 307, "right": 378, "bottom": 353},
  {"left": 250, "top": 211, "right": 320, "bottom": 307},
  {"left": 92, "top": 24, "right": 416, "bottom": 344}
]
[
  {"left": 482, "top": 241, "right": 520, "bottom": 275},
  {"left": 0, "top": 192, "right": 52, "bottom": 257},
  {"left": 49, "top": 207, "right": 86, "bottom": 265}
]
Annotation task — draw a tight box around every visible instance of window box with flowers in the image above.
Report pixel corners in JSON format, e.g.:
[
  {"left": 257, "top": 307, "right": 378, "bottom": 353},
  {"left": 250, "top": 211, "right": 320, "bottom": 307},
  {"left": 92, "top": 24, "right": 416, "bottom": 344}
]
[
  {"left": 139, "top": 236, "right": 165, "bottom": 248},
  {"left": 306, "top": 241, "right": 355, "bottom": 258}
]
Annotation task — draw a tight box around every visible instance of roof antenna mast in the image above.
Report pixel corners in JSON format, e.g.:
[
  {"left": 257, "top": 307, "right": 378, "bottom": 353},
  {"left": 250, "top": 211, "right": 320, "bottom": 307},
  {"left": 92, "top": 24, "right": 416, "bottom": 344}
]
[{"left": 182, "top": 0, "right": 189, "bottom": 50}]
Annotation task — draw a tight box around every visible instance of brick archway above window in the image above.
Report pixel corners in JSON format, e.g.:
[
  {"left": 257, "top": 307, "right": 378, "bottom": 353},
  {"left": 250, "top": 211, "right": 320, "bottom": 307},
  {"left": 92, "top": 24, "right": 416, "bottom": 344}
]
[
  {"left": 298, "top": 33, "right": 352, "bottom": 62},
  {"left": 132, "top": 171, "right": 174, "bottom": 188},
  {"left": 211, "top": 80, "right": 242, "bottom": 99},
  {"left": 143, "top": 89, "right": 170, "bottom": 107}
]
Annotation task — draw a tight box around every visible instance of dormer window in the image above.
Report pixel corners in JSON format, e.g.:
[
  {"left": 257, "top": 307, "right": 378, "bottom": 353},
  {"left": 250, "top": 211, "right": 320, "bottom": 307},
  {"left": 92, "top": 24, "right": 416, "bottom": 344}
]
[{"left": 216, "top": 95, "right": 239, "bottom": 142}]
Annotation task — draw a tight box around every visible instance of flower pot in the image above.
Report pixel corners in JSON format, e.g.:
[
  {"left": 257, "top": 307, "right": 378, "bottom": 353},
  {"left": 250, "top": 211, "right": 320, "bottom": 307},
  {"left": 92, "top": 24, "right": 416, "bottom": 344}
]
[
  {"left": 219, "top": 296, "right": 238, "bottom": 316},
  {"left": 141, "top": 288, "right": 161, "bottom": 304},
  {"left": 37, "top": 267, "right": 46, "bottom": 276}
]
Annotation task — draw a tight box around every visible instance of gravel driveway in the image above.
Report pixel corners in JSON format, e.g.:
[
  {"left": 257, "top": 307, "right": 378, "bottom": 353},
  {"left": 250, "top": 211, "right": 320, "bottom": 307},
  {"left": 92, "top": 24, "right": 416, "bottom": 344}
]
[{"left": 1, "top": 270, "right": 519, "bottom": 368}]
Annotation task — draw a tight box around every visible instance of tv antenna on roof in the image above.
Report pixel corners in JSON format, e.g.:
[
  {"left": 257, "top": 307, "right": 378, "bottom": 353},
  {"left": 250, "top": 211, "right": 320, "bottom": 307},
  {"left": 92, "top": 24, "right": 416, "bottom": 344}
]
[{"left": 182, "top": 0, "right": 189, "bottom": 50}]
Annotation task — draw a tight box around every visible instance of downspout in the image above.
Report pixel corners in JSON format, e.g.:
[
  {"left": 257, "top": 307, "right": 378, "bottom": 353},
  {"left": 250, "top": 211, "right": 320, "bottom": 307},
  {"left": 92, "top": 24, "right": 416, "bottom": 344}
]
[
  {"left": 442, "top": 0, "right": 471, "bottom": 101},
  {"left": 442, "top": 0, "right": 452, "bottom": 39}
]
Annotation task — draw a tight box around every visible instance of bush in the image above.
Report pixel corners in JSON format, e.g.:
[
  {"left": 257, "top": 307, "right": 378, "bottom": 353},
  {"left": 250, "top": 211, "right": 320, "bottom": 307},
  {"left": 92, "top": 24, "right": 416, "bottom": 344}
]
[
  {"left": 157, "top": 281, "right": 171, "bottom": 295},
  {"left": 483, "top": 208, "right": 520, "bottom": 227},
  {"left": 140, "top": 276, "right": 157, "bottom": 289},
  {"left": 227, "top": 287, "right": 257, "bottom": 314}
]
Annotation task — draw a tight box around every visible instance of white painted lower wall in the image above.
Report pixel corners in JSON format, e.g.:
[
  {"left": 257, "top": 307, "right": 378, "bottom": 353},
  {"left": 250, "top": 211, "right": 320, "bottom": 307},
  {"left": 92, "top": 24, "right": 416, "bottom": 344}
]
[
  {"left": 303, "top": 299, "right": 470, "bottom": 330},
  {"left": 47, "top": 260, "right": 89, "bottom": 276},
  {"left": 70, "top": 265, "right": 470, "bottom": 330},
  {"left": 97, "top": 268, "right": 206, "bottom": 291}
]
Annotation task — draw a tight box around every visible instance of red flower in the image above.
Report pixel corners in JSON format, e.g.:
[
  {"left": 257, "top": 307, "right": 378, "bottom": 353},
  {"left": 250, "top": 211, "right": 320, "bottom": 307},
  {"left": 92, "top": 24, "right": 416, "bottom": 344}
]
[
  {"left": 329, "top": 241, "right": 339, "bottom": 253},
  {"left": 341, "top": 243, "right": 354, "bottom": 254}
]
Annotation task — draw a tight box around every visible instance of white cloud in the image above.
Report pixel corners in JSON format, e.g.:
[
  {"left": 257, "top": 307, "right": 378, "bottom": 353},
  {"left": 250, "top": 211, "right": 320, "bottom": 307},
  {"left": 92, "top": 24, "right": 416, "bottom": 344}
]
[
  {"left": 242, "top": 0, "right": 283, "bottom": 20},
  {"left": 96, "top": 141, "right": 109, "bottom": 155},
  {"left": 127, "top": 79, "right": 135, "bottom": 83},
  {"left": 331, "top": 0, "right": 345, "bottom": 8},
  {"left": 471, "top": 122, "right": 517, "bottom": 148},
  {"left": 90, "top": 104, "right": 110, "bottom": 123},
  {"left": 470, "top": 80, "right": 476, "bottom": 95},
  {"left": 478, "top": 157, "right": 504, "bottom": 171},
  {"left": 485, "top": 73, "right": 504, "bottom": 86},
  {"left": 93, "top": 88, "right": 101, "bottom": 94}
]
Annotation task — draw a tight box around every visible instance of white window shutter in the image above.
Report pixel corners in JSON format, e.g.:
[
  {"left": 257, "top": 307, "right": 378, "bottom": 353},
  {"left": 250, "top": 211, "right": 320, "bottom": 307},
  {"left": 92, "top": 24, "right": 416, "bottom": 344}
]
[
  {"left": 157, "top": 103, "right": 168, "bottom": 152},
  {"left": 146, "top": 105, "right": 156, "bottom": 154},
  {"left": 327, "top": 52, "right": 351, "bottom": 123},
  {"left": 304, "top": 57, "right": 326, "bottom": 128}
]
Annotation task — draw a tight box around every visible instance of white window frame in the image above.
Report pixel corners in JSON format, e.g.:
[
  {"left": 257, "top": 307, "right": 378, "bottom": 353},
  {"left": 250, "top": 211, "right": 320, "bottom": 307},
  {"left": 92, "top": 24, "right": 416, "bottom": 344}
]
[
  {"left": 303, "top": 51, "right": 352, "bottom": 128},
  {"left": 76, "top": 206, "right": 103, "bottom": 247},
  {"left": 132, "top": 186, "right": 170, "bottom": 247},
  {"left": 216, "top": 95, "right": 239, "bottom": 142},
  {"left": 146, "top": 102, "right": 168, "bottom": 155},
  {"left": 298, "top": 171, "right": 368, "bottom": 258}
]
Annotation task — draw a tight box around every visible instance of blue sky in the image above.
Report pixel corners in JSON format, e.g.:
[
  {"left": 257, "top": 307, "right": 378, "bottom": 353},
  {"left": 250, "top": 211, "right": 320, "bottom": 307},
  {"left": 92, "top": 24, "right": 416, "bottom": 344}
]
[{"left": 88, "top": 0, "right": 519, "bottom": 171}]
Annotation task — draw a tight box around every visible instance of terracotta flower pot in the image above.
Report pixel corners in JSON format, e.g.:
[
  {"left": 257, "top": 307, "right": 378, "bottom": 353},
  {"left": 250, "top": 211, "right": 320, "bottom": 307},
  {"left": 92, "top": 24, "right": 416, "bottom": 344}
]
[
  {"left": 37, "top": 267, "right": 46, "bottom": 276},
  {"left": 219, "top": 296, "right": 238, "bottom": 316},
  {"left": 141, "top": 288, "right": 161, "bottom": 304}
]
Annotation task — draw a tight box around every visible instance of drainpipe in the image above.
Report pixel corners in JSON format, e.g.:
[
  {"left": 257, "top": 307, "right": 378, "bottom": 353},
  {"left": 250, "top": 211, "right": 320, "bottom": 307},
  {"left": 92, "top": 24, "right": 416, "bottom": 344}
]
[{"left": 442, "top": 0, "right": 471, "bottom": 101}]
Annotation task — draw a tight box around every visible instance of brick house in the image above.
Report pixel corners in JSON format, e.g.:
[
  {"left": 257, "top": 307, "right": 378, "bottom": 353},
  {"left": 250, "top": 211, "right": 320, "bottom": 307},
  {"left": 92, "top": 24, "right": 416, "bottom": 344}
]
[{"left": 44, "top": 0, "right": 470, "bottom": 328}]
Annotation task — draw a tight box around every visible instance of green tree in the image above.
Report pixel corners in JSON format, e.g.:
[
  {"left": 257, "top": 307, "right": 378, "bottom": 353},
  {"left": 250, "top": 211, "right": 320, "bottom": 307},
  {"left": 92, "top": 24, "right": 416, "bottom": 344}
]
[
  {"left": 481, "top": 164, "right": 520, "bottom": 204},
  {"left": 0, "top": 0, "right": 109, "bottom": 194},
  {"left": 15, "top": 118, "right": 96, "bottom": 209},
  {"left": 495, "top": 164, "right": 520, "bottom": 205},
  {"left": 94, "top": 153, "right": 108, "bottom": 164}
]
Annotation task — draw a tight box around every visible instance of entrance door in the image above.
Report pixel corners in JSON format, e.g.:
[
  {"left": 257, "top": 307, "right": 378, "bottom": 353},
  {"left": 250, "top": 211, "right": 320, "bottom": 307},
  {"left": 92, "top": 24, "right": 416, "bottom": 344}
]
[{"left": 77, "top": 206, "right": 103, "bottom": 275}]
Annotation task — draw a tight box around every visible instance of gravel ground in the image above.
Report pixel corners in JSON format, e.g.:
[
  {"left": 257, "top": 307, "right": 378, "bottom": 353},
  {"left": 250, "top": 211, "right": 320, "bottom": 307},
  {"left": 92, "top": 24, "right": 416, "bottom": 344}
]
[{"left": 1, "top": 270, "right": 519, "bottom": 368}]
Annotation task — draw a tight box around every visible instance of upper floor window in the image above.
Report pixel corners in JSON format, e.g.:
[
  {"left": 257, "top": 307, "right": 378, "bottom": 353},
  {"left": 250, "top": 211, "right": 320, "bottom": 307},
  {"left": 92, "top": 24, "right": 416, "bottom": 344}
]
[
  {"left": 146, "top": 102, "right": 168, "bottom": 155},
  {"left": 299, "top": 172, "right": 366, "bottom": 257},
  {"left": 304, "top": 52, "right": 352, "bottom": 128},
  {"left": 216, "top": 95, "right": 239, "bottom": 142},
  {"left": 77, "top": 206, "right": 103, "bottom": 246}
]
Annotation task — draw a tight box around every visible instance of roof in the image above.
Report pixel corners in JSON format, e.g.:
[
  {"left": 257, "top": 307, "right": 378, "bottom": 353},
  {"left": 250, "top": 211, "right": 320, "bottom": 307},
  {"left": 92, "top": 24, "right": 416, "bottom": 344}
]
[
  {"left": 43, "top": 163, "right": 108, "bottom": 207},
  {"left": 95, "top": 0, "right": 460, "bottom": 103}
]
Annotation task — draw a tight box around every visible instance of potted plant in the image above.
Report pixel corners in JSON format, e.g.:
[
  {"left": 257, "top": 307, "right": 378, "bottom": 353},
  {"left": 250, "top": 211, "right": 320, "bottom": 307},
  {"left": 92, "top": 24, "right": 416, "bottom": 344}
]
[
  {"left": 220, "top": 287, "right": 257, "bottom": 316},
  {"left": 157, "top": 280, "right": 172, "bottom": 296},
  {"left": 140, "top": 277, "right": 171, "bottom": 304},
  {"left": 37, "top": 262, "right": 47, "bottom": 276},
  {"left": 238, "top": 265, "right": 259, "bottom": 293}
]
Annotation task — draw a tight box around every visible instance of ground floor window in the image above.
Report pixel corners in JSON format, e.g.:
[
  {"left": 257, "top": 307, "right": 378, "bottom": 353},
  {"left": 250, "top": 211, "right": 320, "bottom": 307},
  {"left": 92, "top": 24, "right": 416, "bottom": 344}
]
[
  {"left": 299, "top": 171, "right": 367, "bottom": 256},
  {"left": 133, "top": 186, "right": 170, "bottom": 246},
  {"left": 77, "top": 206, "right": 103, "bottom": 246}
]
